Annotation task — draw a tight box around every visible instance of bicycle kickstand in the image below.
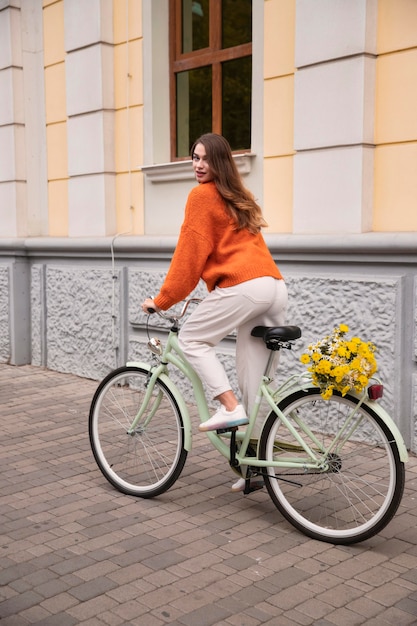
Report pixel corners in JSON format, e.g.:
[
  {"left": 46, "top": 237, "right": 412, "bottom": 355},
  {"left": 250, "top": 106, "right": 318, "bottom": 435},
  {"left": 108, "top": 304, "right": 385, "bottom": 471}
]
[{"left": 227, "top": 427, "right": 239, "bottom": 469}]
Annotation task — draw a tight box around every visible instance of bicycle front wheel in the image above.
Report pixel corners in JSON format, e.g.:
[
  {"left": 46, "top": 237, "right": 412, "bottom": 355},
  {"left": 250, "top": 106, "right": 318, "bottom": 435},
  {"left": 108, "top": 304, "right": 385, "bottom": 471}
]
[
  {"left": 259, "top": 387, "right": 405, "bottom": 544},
  {"left": 89, "top": 366, "right": 187, "bottom": 497}
]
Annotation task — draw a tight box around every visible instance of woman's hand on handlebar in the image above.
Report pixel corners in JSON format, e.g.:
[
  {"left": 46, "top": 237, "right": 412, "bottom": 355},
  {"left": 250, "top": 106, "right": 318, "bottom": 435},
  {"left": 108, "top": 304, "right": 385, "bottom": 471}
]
[
  {"left": 141, "top": 298, "right": 160, "bottom": 315},
  {"left": 141, "top": 296, "right": 201, "bottom": 320}
]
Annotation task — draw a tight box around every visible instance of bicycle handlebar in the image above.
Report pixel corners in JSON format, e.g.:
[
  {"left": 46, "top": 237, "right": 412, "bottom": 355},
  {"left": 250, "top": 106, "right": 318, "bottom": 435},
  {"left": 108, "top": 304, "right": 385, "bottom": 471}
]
[{"left": 146, "top": 297, "right": 202, "bottom": 322}]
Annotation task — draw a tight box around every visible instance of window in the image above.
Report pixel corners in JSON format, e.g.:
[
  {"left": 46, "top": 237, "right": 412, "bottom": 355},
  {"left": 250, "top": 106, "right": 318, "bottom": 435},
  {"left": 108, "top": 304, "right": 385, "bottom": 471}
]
[{"left": 170, "top": 0, "right": 252, "bottom": 158}]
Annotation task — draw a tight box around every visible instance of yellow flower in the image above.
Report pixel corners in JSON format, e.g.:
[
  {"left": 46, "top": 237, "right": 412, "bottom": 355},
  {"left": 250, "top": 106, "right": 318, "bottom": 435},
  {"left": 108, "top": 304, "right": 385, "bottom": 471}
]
[
  {"left": 315, "top": 360, "right": 332, "bottom": 375},
  {"left": 301, "top": 325, "right": 378, "bottom": 400},
  {"left": 321, "top": 386, "right": 334, "bottom": 400},
  {"left": 357, "top": 344, "right": 368, "bottom": 357},
  {"left": 358, "top": 374, "right": 369, "bottom": 386},
  {"left": 333, "top": 365, "right": 348, "bottom": 383},
  {"left": 350, "top": 357, "right": 361, "bottom": 370},
  {"left": 347, "top": 340, "right": 358, "bottom": 354}
]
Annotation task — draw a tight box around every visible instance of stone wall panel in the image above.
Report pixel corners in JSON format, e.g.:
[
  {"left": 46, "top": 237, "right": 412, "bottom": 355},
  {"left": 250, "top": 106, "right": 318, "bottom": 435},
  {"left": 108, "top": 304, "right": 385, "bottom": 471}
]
[
  {"left": 45, "top": 266, "right": 119, "bottom": 379},
  {"left": 31, "top": 264, "right": 42, "bottom": 366},
  {"left": 0, "top": 265, "right": 10, "bottom": 362},
  {"left": 285, "top": 274, "right": 399, "bottom": 416}
]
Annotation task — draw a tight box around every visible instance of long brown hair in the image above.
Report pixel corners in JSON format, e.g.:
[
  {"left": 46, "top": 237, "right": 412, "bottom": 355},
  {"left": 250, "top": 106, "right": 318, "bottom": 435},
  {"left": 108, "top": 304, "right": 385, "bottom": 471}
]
[{"left": 190, "top": 133, "right": 267, "bottom": 233}]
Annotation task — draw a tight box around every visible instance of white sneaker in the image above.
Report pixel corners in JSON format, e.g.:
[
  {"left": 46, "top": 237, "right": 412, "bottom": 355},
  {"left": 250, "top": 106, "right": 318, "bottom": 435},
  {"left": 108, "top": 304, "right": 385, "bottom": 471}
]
[
  {"left": 231, "top": 478, "right": 246, "bottom": 492},
  {"left": 199, "top": 404, "right": 249, "bottom": 432},
  {"left": 231, "top": 477, "right": 264, "bottom": 493}
]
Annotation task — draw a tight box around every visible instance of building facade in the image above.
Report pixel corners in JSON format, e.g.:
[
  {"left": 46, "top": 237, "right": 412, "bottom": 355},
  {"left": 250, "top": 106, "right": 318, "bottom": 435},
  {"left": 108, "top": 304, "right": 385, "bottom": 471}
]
[{"left": 1, "top": 0, "right": 416, "bottom": 449}]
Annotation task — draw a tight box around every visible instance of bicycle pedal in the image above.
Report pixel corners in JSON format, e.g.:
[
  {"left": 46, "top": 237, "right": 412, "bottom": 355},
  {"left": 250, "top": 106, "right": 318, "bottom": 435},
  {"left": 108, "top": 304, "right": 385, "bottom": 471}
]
[
  {"left": 244, "top": 480, "right": 264, "bottom": 495},
  {"left": 216, "top": 426, "right": 238, "bottom": 434}
]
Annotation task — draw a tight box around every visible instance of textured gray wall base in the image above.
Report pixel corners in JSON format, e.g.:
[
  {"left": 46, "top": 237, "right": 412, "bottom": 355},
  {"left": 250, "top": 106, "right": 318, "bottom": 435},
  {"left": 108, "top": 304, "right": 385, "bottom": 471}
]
[{"left": 0, "top": 235, "right": 416, "bottom": 450}]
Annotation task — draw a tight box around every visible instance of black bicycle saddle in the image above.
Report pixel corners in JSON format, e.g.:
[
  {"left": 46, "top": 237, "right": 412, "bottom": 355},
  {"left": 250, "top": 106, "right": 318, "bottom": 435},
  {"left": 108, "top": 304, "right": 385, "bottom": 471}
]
[{"left": 251, "top": 325, "right": 302, "bottom": 344}]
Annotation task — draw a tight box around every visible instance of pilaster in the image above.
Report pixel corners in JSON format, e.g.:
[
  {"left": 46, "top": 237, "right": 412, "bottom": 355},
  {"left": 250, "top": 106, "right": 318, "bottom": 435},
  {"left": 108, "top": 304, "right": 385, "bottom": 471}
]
[
  {"left": 293, "top": 0, "right": 377, "bottom": 234},
  {"left": 64, "top": 0, "right": 115, "bottom": 236},
  {"left": 0, "top": 5, "right": 25, "bottom": 236}
]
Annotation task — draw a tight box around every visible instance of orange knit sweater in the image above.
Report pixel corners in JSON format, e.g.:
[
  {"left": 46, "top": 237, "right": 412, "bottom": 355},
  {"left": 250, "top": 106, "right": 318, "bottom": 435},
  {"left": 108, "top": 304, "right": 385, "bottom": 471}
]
[{"left": 154, "top": 181, "right": 283, "bottom": 311}]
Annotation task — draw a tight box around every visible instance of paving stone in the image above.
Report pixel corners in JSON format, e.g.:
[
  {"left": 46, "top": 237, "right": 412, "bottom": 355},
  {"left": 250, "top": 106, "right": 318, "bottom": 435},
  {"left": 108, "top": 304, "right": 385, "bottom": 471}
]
[
  {"left": 360, "top": 607, "right": 416, "bottom": 625},
  {"left": 367, "top": 580, "right": 415, "bottom": 607},
  {"left": 401, "top": 568, "right": 417, "bottom": 584},
  {"left": 0, "top": 617, "right": 31, "bottom": 626},
  {"left": 345, "top": 596, "right": 384, "bottom": 619},
  {"left": 67, "top": 576, "right": 118, "bottom": 601},
  {"left": 395, "top": 596, "right": 417, "bottom": 616},
  {"left": 20, "top": 604, "right": 52, "bottom": 623},
  {"left": 316, "top": 582, "right": 363, "bottom": 609},
  {"left": 110, "top": 598, "right": 150, "bottom": 621},
  {"left": 0, "top": 591, "right": 42, "bottom": 619},
  {"left": 39, "top": 591, "right": 79, "bottom": 614},
  {"left": 32, "top": 613, "right": 79, "bottom": 626},
  {"left": 34, "top": 578, "right": 71, "bottom": 599},
  {"left": 325, "top": 606, "right": 367, "bottom": 625},
  {"left": 177, "top": 603, "right": 233, "bottom": 625},
  {"left": 276, "top": 609, "right": 315, "bottom": 625},
  {"left": 0, "top": 563, "right": 38, "bottom": 586}
]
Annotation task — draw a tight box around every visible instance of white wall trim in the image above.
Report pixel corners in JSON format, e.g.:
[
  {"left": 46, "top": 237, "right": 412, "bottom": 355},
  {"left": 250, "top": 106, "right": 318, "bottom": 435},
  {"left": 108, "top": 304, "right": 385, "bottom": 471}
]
[{"left": 140, "top": 153, "right": 256, "bottom": 183}]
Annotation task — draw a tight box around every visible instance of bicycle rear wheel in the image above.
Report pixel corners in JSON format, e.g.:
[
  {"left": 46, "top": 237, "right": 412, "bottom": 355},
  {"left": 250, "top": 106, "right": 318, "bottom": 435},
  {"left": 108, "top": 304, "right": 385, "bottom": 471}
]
[
  {"left": 259, "top": 387, "right": 405, "bottom": 544},
  {"left": 89, "top": 366, "right": 187, "bottom": 497}
]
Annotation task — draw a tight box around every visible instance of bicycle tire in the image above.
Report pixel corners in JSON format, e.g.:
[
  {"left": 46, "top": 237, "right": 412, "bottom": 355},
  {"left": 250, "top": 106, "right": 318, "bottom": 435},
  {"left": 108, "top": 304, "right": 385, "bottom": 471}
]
[
  {"left": 89, "top": 365, "right": 187, "bottom": 497},
  {"left": 259, "top": 387, "right": 405, "bottom": 544}
]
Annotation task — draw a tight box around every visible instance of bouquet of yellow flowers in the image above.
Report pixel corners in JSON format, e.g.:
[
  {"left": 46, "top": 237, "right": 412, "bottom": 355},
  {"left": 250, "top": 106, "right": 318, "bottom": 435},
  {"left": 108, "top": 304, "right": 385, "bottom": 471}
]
[{"left": 300, "top": 324, "right": 378, "bottom": 400}]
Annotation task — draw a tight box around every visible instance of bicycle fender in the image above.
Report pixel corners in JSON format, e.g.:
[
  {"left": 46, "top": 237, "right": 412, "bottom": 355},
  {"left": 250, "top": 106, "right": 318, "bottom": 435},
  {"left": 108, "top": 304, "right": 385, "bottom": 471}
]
[
  {"left": 126, "top": 361, "right": 193, "bottom": 452},
  {"left": 360, "top": 398, "right": 409, "bottom": 462},
  {"left": 276, "top": 383, "right": 409, "bottom": 463}
]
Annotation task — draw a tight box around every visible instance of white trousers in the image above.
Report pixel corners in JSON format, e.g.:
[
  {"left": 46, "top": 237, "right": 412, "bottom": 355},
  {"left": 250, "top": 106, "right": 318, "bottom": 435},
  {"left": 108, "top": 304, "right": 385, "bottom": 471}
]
[{"left": 178, "top": 277, "right": 288, "bottom": 417}]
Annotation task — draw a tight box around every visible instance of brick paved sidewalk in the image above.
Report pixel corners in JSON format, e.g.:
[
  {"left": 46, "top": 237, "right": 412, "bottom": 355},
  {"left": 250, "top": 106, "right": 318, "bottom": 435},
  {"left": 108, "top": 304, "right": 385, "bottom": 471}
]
[{"left": 1, "top": 364, "right": 417, "bottom": 626}]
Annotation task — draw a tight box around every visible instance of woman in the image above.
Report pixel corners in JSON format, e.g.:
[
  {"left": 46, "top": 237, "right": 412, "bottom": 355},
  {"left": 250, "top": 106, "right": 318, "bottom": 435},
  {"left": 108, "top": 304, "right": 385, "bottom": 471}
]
[{"left": 142, "top": 133, "right": 287, "bottom": 490}]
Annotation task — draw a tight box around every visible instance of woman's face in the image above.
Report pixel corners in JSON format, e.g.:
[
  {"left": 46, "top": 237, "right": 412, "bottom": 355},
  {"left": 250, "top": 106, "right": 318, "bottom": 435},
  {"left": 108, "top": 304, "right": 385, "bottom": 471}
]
[{"left": 192, "top": 143, "right": 213, "bottom": 183}]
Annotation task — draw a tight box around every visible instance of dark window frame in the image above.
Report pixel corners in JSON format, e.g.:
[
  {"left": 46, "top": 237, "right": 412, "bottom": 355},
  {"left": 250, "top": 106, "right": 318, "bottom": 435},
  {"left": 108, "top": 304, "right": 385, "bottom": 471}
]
[{"left": 169, "top": 0, "right": 252, "bottom": 160}]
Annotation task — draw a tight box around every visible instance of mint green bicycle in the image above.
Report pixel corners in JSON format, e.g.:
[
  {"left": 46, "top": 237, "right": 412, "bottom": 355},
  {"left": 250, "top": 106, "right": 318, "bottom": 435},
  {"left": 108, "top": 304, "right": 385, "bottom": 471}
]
[{"left": 89, "top": 298, "right": 408, "bottom": 544}]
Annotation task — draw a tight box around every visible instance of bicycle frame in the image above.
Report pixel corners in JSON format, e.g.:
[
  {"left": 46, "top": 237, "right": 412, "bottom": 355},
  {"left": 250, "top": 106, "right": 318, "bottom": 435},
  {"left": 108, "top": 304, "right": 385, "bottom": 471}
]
[
  {"left": 125, "top": 332, "right": 290, "bottom": 456},
  {"left": 126, "top": 319, "right": 408, "bottom": 475},
  {"left": 269, "top": 376, "right": 408, "bottom": 464}
]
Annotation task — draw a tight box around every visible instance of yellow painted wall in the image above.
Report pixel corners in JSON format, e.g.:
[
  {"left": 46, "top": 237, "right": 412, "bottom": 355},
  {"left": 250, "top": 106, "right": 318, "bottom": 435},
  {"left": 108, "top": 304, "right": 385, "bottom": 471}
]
[
  {"left": 39, "top": 0, "right": 417, "bottom": 237},
  {"left": 43, "top": 0, "right": 68, "bottom": 236},
  {"left": 42, "top": 0, "right": 146, "bottom": 237},
  {"left": 262, "top": 0, "right": 295, "bottom": 233},
  {"left": 113, "top": 0, "right": 145, "bottom": 235},
  {"left": 374, "top": 0, "right": 417, "bottom": 231}
]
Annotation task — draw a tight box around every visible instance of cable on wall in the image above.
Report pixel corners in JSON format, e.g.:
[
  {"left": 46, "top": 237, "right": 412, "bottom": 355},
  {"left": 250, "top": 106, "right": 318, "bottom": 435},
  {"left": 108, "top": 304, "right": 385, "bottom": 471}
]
[{"left": 110, "top": 0, "right": 135, "bottom": 365}]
